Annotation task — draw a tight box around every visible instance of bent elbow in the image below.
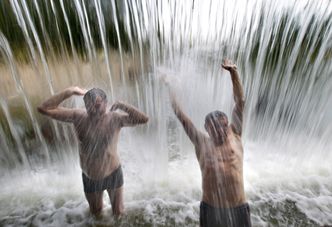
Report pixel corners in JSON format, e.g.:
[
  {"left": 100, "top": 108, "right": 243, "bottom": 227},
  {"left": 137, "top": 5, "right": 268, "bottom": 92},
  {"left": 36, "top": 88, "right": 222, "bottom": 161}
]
[
  {"left": 142, "top": 116, "right": 149, "bottom": 124},
  {"left": 133, "top": 115, "right": 149, "bottom": 125},
  {"left": 37, "top": 106, "right": 44, "bottom": 113},
  {"left": 37, "top": 106, "right": 48, "bottom": 115}
]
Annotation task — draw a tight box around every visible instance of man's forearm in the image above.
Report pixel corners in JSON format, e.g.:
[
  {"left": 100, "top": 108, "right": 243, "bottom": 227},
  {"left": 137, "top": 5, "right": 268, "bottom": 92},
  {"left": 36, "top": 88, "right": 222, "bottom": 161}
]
[
  {"left": 170, "top": 93, "right": 183, "bottom": 119},
  {"left": 170, "top": 94, "right": 200, "bottom": 145},
  {"left": 170, "top": 95, "right": 192, "bottom": 131},
  {"left": 229, "top": 69, "right": 244, "bottom": 104},
  {"left": 39, "top": 88, "right": 74, "bottom": 110},
  {"left": 118, "top": 102, "right": 148, "bottom": 122}
]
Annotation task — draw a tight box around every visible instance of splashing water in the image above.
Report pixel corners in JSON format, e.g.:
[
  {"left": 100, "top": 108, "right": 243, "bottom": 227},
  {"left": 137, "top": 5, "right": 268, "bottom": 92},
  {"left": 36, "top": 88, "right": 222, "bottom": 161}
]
[{"left": 0, "top": 0, "right": 332, "bottom": 226}]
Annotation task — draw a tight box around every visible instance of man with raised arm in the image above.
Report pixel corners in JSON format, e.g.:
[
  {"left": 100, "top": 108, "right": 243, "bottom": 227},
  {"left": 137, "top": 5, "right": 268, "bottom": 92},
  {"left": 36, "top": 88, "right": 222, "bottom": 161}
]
[
  {"left": 166, "top": 60, "right": 251, "bottom": 227},
  {"left": 37, "top": 87, "right": 148, "bottom": 216}
]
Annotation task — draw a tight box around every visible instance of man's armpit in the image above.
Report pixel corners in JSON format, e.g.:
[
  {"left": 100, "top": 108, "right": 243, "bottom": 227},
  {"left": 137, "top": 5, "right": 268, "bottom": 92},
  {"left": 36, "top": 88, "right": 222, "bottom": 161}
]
[{"left": 110, "top": 112, "right": 128, "bottom": 127}]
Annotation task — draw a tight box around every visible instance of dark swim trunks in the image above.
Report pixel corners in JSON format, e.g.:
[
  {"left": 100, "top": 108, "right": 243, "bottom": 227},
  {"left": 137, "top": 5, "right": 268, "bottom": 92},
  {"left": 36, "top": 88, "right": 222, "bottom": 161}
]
[
  {"left": 82, "top": 165, "right": 124, "bottom": 193},
  {"left": 200, "top": 201, "right": 252, "bottom": 227}
]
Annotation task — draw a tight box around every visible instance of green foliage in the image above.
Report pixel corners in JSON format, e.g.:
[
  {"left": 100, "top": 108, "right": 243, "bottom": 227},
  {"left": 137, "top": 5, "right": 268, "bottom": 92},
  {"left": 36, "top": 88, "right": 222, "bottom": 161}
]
[
  {"left": 248, "top": 8, "right": 332, "bottom": 81},
  {"left": 0, "top": 98, "right": 35, "bottom": 166},
  {"left": 0, "top": 0, "right": 133, "bottom": 61},
  {"left": 0, "top": 1, "right": 27, "bottom": 60}
]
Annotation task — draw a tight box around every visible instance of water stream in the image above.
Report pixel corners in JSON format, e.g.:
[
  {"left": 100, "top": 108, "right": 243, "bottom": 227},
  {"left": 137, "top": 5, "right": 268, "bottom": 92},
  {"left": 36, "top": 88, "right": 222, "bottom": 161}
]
[{"left": 0, "top": 0, "right": 331, "bottom": 226}]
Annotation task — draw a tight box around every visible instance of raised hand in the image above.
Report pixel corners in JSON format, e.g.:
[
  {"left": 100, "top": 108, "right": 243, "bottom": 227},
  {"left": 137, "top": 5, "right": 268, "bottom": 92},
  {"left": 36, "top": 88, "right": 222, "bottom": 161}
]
[
  {"left": 222, "top": 59, "right": 237, "bottom": 71},
  {"left": 110, "top": 101, "right": 123, "bottom": 111},
  {"left": 72, "top": 86, "right": 87, "bottom": 96}
]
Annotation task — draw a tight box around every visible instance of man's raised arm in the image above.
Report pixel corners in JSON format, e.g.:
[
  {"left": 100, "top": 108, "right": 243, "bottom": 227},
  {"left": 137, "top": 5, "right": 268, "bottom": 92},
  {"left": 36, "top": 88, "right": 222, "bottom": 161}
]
[
  {"left": 169, "top": 91, "right": 202, "bottom": 147},
  {"left": 37, "top": 86, "right": 86, "bottom": 122},
  {"left": 110, "top": 101, "right": 149, "bottom": 127},
  {"left": 222, "top": 60, "right": 245, "bottom": 136}
]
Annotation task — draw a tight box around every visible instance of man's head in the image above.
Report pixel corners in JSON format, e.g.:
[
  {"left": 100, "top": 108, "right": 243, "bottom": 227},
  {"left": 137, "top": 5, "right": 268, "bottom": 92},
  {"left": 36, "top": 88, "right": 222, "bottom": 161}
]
[
  {"left": 83, "top": 88, "right": 107, "bottom": 117},
  {"left": 205, "top": 111, "right": 229, "bottom": 145}
]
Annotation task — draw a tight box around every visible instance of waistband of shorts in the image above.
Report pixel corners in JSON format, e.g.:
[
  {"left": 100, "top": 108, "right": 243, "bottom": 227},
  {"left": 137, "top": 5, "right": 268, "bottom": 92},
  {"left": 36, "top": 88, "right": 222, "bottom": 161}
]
[
  {"left": 200, "top": 201, "right": 249, "bottom": 211},
  {"left": 82, "top": 165, "right": 122, "bottom": 181}
]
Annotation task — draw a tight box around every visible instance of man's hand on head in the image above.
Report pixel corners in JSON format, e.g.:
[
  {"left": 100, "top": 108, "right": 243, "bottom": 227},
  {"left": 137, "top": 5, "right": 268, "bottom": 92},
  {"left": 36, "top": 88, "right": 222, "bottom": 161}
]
[
  {"left": 222, "top": 59, "right": 237, "bottom": 72},
  {"left": 71, "top": 86, "right": 87, "bottom": 96},
  {"left": 110, "top": 101, "right": 124, "bottom": 112}
]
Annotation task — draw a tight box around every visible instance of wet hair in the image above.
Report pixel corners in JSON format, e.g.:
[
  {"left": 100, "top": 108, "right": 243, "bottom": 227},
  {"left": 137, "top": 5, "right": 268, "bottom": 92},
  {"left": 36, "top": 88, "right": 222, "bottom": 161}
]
[
  {"left": 205, "top": 110, "right": 228, "bottom": 127},
  {"left": 83, "top": 88, "right": 107, "bottom": 104}
]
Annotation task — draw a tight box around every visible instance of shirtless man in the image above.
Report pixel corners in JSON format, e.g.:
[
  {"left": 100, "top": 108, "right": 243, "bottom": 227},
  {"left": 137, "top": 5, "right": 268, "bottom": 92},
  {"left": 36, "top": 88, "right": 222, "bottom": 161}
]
[
  {"left": 167, "top": 60, "right": 251, "bottom": 227},
  {"left": 37, "top": 87, "right": 148, "bottom": 216}
]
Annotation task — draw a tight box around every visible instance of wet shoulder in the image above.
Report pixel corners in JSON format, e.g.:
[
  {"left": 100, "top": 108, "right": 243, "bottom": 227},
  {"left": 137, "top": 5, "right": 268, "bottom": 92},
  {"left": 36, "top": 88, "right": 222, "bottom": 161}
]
[
  {"left": 195, "top": 134, "right": 213, "bottom": 160},
  {"left": 195, "top": 131, "right": 210, "bottom": 148}
]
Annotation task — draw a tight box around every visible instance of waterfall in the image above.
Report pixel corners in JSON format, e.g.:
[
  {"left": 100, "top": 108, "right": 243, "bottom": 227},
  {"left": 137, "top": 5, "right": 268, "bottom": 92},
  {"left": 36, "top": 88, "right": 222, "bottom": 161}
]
[{"left": 0, "top": 0, "right": 331, "bottom": 226}]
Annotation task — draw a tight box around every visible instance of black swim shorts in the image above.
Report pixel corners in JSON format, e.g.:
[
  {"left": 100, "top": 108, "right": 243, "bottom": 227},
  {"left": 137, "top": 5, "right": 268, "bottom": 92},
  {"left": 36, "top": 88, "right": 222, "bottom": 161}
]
[
  {"left": 200, "top": 201, "right": 252, "bottom": 227},
  {"left": 82, "top": 165, "right": 124, "bottom": 193}
]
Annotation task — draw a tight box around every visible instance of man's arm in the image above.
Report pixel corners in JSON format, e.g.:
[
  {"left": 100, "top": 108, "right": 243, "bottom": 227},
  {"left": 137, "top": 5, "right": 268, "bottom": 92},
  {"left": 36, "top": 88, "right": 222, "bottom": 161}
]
[
  {"left": 37, "top": 86, "right": 86, "bottom": 123},
  {"left": 110, "top": 101, "right": 149, "bottom": 127},
  {"left": 169, "top": 91, "right": 202, "bottom": 146},
  {"left": 222, "top": 60, "right": 245, "bottom": 136}
]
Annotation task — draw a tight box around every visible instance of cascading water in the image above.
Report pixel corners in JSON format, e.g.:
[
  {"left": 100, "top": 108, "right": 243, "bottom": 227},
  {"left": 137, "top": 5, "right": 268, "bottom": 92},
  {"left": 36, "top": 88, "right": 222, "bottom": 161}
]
[{"left": 0, "top": 0, "right": 331, "bottom": 226}]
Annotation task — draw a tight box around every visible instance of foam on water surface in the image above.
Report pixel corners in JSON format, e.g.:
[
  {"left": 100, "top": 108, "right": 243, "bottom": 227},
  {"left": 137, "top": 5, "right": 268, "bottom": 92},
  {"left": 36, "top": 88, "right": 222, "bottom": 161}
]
[{"left": 1, "top": 138, "right": 331, "bottom": 226}]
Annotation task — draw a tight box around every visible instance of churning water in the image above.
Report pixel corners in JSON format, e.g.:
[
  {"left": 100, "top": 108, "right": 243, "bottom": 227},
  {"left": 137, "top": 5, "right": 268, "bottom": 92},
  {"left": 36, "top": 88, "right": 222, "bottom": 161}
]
[{"left": 0, "top": 0, "right": 332, "bottom": 226}]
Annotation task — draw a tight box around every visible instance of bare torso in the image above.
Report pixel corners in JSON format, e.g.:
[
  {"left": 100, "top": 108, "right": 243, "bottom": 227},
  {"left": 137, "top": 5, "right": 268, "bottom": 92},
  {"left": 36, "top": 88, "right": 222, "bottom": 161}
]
[
  {"left": 73, "top": 111, "right": 121, "bottom": 180},
  {"left": 197, "top": 128, "right": 245, "bottom": 208}
]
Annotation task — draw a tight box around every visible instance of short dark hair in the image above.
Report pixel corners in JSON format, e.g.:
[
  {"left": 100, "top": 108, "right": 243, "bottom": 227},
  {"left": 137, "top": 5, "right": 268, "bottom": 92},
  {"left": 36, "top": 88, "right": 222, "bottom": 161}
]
[
  {"left": 83, "top": 88, "right": 107, "bottom": 104},
  {"left": 205, "top": 111, "right": 228, "bottom": 124}
]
